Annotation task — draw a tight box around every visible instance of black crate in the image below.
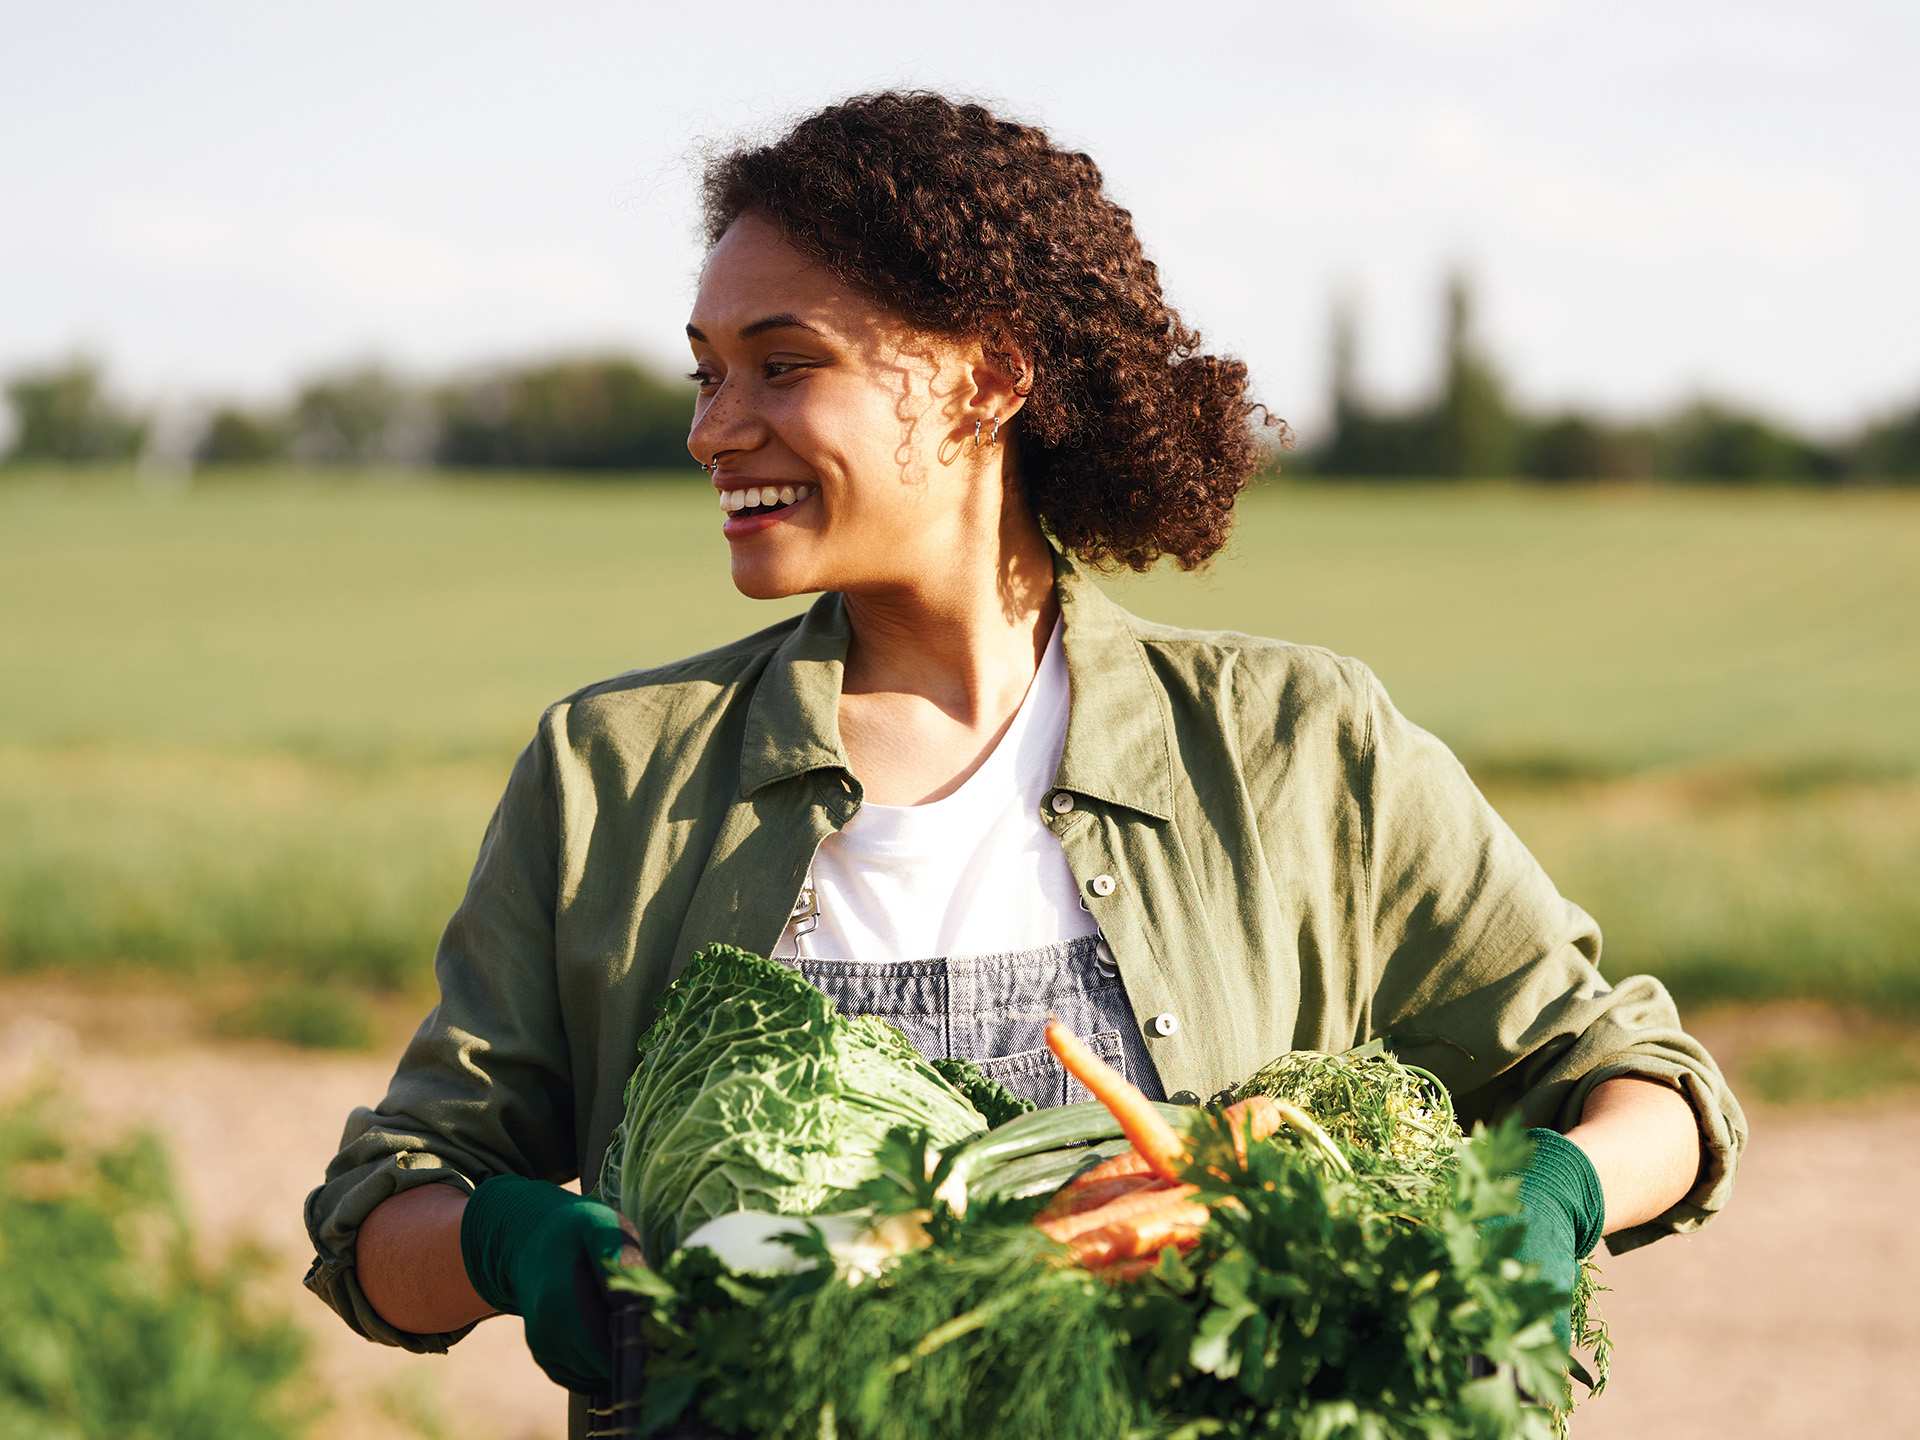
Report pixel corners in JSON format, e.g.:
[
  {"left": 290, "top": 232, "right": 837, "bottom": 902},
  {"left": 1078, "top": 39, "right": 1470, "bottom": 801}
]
[{"left": 585, "top": 1286, "right": 727, "bottom": 1440}]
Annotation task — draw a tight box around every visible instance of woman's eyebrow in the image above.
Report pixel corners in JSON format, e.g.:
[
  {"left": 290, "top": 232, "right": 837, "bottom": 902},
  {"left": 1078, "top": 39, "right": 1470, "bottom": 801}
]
[{"left": 684, "top": 314, "right": 827, "bottom": 343}]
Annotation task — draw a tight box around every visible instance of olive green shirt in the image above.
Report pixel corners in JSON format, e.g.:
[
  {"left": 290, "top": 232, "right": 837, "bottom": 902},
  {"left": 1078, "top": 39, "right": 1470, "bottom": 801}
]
[{"left": 304, "top": 541, "right": 1745, "bottom": 1413}]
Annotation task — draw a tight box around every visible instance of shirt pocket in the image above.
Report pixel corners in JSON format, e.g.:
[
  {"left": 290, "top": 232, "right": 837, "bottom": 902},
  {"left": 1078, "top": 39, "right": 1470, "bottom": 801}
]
[{"left": 972, "top": 1028, "right": 1127, "bottom": 1111}]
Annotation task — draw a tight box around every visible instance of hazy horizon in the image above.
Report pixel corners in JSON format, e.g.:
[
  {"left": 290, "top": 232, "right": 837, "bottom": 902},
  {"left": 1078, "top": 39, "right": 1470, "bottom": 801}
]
[{"left": 5, "top": 1, "right": 1912, "bottom": 446}]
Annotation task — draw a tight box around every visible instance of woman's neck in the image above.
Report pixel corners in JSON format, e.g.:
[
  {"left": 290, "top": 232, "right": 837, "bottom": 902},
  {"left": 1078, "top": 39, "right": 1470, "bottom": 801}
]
[{"left": 839, "top": 510, "right": 1058, "bottom": 730}]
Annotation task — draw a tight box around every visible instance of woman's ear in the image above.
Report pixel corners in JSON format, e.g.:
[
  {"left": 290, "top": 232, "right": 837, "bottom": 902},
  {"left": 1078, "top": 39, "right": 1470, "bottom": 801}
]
[{"left": 971, "top": 318, "right": 1033, "bottom": 425}]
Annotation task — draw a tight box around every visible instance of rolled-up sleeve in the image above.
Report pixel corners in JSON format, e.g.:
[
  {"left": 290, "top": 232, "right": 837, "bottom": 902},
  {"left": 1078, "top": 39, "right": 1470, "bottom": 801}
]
[
  {"left": 1349, "top": 659, "right": 1747, "bottom": 1256},
  {"left": 302, "top": 711, "right": 579, "bottom": 1348}
]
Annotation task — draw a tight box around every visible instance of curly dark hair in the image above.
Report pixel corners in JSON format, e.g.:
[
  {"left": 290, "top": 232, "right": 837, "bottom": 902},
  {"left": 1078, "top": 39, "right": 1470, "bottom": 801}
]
[{"left": 699, "top": 90, "right": 1292, "bottom": 572}]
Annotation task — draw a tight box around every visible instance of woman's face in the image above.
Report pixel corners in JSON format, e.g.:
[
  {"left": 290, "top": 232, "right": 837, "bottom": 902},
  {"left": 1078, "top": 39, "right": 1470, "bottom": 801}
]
[{"left": 685, "top": 211, "right": 1022, "bottom": 601}]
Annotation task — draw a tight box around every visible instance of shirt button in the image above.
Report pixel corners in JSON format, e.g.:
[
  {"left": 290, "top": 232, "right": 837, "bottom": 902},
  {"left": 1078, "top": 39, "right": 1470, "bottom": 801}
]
[
  {"left": 1089, "top": 873, "right": 1117, "bottom": 897},
  {"left": 1168, "top": 1089, "right": 1202, "bottom": 1106},
  {"left": 1147, "top": 1011, "right": 1179, "bottom": 1039},
  {"left": 1049, "top": 791, "right": 1075, "bottom": 815}
]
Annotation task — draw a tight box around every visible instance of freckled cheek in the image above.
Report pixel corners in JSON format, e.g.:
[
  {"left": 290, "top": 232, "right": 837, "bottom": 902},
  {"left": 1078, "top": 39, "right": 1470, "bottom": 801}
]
[{"left": 783, "top": 387, "right": 917, "bottom": 524}]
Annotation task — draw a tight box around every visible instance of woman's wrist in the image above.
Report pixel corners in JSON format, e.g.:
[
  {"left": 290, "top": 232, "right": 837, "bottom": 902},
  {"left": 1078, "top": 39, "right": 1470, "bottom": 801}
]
[{"left": 1519, "top": 1128, "right": 1606, "bottom": 1260}]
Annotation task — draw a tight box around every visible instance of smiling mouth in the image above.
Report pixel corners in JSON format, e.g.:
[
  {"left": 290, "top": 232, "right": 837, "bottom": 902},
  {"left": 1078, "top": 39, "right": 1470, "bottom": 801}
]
[{"left": 720, "top": 483, "right": 814, "bottom": 522}]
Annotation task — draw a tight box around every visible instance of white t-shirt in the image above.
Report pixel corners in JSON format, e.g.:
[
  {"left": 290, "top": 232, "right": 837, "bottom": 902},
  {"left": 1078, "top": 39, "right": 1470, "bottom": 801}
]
[{"left": 774, "top": 615, "right": 1102, "bottom": 962}]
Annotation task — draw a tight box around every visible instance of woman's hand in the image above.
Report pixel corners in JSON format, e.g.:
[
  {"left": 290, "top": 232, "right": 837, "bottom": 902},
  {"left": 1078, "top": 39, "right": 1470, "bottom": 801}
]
[
  {"left": 1480, "top": 1128, "right": 1606, "bottom": 1350},
  {"left": 458, "top": 1175, "right": 646, "bottom": 1392}
]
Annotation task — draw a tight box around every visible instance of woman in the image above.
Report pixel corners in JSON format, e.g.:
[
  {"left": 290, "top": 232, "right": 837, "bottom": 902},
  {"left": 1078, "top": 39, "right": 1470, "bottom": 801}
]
[{"left": 304, "top": 91, "right": 1744, "bottom": 1435}]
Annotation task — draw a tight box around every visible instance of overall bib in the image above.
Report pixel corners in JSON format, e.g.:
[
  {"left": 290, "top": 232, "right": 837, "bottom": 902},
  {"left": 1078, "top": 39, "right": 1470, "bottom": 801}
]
[{"left": 771, "top": 869, "right": 1168, "bottom": 1109}]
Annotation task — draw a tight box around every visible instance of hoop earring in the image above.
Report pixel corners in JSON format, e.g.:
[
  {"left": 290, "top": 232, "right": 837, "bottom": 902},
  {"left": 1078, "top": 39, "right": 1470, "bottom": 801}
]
[{"left": 971, "top": 416, "right": 1002, "bottom": 450}]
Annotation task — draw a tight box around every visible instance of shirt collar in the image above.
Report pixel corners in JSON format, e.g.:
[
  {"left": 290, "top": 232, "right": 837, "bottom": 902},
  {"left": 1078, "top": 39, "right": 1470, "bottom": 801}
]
[{"left": 739, "top": 543, "right": 1176, "bottom": 822}]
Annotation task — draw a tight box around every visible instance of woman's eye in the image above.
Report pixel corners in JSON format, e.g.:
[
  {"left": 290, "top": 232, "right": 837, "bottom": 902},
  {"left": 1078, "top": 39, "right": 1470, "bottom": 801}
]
[{"left": 684, "top": 362, "right": 808, "bottom": 388}]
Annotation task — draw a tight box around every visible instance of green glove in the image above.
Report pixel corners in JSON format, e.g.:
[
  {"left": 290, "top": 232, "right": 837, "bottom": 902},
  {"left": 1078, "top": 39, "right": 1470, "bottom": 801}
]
[
  {"left": 1481, "top": 1127, "right": 1607, "bottom": 1352},
  {"left": 459, "top": 1175, "right": 633, "bottom": 1392}
]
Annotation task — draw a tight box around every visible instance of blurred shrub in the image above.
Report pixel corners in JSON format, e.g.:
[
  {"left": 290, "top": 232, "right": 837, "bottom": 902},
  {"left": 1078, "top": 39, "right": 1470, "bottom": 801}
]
[
  {"left": 1653, "top": 397, "right": 1839, "bottom": 483},
  {"left": 2, "top": 357, "right": 147, "bottom": 466},
  {"left": 0, "top": 1088, "right": 314, "bottom": 1437},
  {"left": 1518, "top": 412, "right": 1657, "bottom": 482},
  {"left": 289, "top": 362, "right": 431, "bottom": 466},
  {"left": 213, "top": 982, "right": 377, "bottom": 1050},
  {"left": 1853, "top": 400, "right": 1920, "bottom": 480},
  {"left": 194, "top": 406, "right": 289, "bottom": 467},
  {"left": 1745, "top": 1038, "right": 1920, "bottom": 1105},
  {"left": 432, "top": 352, "right": 691, "bottom": 472}
]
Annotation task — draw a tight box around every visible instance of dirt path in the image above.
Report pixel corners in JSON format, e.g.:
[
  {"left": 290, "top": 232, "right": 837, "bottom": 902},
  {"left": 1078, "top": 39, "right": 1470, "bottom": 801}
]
[{"left": 3, "top": 982, "right": 1910, "bottom": 1439}]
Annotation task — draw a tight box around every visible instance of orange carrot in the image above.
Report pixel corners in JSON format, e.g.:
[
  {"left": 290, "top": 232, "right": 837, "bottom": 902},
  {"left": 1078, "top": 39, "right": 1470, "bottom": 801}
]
[
  {"left": 1035, "top": 1180, "right": 1200, "bottom": 1243},
  {"left": 1217, "top": 1094, "right": 1287, "bottom": 1166},
  {"left": 1034, "top": 1170, "right": 1165, "bottom": 1224},
  {"left": 1067, "top": 1148, "right": 1156, "bottom": 1187},
  {"left": 1044, "top": 1018, "right": 1186, "bottom": 1180},
  {"left": 1066, "top": 1203, "right": 1212, "bottom": 1267},
  {"left": 1220, "top": 1095, "right": 1284, "bottom": 1143}
]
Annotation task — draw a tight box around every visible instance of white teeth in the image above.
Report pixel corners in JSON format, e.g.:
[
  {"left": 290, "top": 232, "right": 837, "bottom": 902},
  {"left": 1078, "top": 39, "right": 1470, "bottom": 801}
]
[{"left": 720, "top": 483, "right": 814, "bottom": 515}]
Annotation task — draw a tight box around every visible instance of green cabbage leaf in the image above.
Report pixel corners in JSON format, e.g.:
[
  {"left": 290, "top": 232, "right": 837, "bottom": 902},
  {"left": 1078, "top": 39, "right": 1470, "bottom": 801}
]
[{"left": 596, "top": 943, "right": 990, "bottom": 1261}]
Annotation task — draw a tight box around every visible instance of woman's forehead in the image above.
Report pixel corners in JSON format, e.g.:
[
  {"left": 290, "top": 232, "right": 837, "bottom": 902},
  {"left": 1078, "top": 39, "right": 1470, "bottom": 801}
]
[{"left": 691, "top": 216, "right": 860, "bottom": 335}]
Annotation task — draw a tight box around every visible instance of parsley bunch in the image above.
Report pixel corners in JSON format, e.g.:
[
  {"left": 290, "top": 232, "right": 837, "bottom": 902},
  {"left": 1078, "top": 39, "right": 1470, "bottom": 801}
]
[{"left": 1111, "top": 1113, "right": 1571, "bottom": 1439}]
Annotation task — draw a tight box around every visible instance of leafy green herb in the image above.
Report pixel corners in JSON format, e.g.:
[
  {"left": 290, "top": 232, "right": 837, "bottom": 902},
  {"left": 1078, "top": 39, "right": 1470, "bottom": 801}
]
[
  {"left": 1131, "top": 1111, "right": 1571, "bottom": 1439},
  {"left": 1233, "top": 1042, "right": 1460, "bottom": 1201},
  {"left": 613, "top": 1215, "right": 1136, "bottom": 1439}
]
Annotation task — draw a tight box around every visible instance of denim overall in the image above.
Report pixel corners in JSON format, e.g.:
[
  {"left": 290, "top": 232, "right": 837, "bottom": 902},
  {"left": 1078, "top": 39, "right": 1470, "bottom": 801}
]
[{"left": 771, "top": 870, "right": 1167, "bottom": 1109}]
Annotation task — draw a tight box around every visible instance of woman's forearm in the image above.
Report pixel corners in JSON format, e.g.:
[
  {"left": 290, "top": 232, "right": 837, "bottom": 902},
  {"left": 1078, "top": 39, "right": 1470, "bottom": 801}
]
[
  {"left": 356, "top": 1182, "right": 501, "bottom": 1335},
  {"left": 1563, "top": 1075, "right": 1703, "bottom": 1235}
]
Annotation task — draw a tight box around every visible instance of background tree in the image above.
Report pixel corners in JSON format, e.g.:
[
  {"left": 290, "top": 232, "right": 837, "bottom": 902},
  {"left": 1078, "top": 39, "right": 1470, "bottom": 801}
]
[
  {"left": 2, "top": 356, "right": 147, "bottom": 465},
  {"left": 1519, "top": 412, "right": 1657, "bottom": 483},
  {"left": 193, "top": 406, "right": 288, "bottom": 467},
  {"left": 1312, "top": 272, "right": 1516, "bottom": 480},
  {"left": 1853, "top": 399, "right": 1920, "bottom": 481},
  {"left": 288, "top": 362, "right": 424, "bottom": 466},
  {"left": 1429, "top": 268, "right": 1517, "bottom": 479},
  {"left": 1653, "top": 398, "right": 1832, "bottom": 483},
  {"left": 432, "top": 354, "right": 691, "bottom": 473}
]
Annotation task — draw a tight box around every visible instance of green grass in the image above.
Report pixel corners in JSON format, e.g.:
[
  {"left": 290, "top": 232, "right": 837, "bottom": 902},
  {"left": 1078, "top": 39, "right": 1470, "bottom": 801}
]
[
  {"left": 212, "top": 981, "right": 379, "bottom": 1050},
  {"left": 2, "top": 468, "right": 1916, "bottom": 1022},
  {"left": 1743, "top": 1038, "right": 1920, "bottom": 1105}
]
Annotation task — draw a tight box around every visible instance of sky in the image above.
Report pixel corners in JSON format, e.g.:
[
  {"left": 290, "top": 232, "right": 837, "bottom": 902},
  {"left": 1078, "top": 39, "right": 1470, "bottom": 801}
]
[{"left": 3, "top": 0, "right": 1913, "bottom": 447}]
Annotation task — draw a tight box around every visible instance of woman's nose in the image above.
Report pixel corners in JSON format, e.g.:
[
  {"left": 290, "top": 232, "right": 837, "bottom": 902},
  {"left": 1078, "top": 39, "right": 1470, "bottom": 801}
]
[{"left": 687, "top": 381, "right": 762, "bottom": 469}]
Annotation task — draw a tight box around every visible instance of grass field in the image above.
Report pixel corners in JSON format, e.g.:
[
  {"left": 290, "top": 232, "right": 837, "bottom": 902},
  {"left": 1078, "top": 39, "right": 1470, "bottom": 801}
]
[{"left": 3, "top": 468, "right": 1916, "bottom": 1031}]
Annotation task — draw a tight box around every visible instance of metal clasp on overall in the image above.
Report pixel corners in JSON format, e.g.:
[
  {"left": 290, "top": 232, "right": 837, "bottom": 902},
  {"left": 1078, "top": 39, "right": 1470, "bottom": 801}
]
[{"left": 790, "top": 875, "right": 820, "bottom": 937}]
